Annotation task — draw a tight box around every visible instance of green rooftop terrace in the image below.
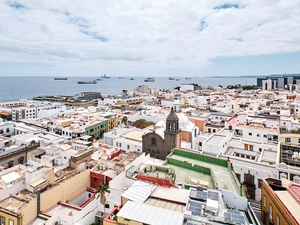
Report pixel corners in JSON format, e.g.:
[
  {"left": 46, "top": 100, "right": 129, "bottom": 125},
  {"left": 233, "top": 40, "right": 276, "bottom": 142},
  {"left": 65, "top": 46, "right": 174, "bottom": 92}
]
[{"left": 165, "top": 149, "right": 245, "bottom": 196}]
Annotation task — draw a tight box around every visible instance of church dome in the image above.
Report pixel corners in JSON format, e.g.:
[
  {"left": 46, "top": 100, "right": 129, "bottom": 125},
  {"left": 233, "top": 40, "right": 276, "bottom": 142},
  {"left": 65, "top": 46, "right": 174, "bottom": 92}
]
[{"left": 166, "top": 108, "right": 179, "bottom": 121}]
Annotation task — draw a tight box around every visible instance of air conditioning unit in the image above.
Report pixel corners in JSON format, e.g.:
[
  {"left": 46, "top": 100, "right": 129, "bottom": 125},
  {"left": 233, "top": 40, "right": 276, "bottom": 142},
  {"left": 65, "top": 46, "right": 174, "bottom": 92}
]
[{"left": 211, "top": 210, "right": 218, "bottom": 216}]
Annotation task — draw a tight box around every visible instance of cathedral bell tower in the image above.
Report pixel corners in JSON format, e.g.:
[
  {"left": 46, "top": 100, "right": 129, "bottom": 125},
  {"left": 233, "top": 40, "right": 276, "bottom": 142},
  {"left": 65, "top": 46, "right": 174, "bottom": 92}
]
[{"left": 164, "top": 107, "right": 181, "bottom": 154}]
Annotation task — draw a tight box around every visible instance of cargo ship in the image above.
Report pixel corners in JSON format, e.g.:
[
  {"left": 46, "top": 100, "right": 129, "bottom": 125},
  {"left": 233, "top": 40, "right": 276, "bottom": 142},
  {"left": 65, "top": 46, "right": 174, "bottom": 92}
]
[
  {"left": 144, "top": 77, "right": 155, "bottom": 82},
  {"left": 54, "top": 78, "right": 68, "bottom": 80},
  {"left": 77, "top": 80, "right": 97, "bottom": 84}
]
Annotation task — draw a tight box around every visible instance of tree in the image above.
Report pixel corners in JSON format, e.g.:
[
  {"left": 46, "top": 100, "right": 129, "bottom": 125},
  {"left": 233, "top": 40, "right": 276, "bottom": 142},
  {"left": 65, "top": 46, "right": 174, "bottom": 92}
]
[
  {"left": 132, "top": 119, "right": 155, "bottom": 129},
  {"left": 122, "top": 116, "right": 128, "bottom": 126},
  {"left": 96, "top": 183, "right": 111, "bottom": 216}
]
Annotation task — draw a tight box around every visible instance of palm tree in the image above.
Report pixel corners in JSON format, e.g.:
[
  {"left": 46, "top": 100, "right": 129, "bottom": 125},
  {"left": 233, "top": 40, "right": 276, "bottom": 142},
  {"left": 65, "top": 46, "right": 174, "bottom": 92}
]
[
  {"left": 96, "top": 183, "right": 110, "bottom": 217},
  {"left": 122, "top": 116, "right": 128, "bottom": 126}
]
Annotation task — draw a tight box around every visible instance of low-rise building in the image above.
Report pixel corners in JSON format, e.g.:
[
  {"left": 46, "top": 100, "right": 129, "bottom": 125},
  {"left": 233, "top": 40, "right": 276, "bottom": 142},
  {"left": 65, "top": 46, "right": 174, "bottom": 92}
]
[{"left": 261, "top": 178, "right": 300, "bottom": 225}]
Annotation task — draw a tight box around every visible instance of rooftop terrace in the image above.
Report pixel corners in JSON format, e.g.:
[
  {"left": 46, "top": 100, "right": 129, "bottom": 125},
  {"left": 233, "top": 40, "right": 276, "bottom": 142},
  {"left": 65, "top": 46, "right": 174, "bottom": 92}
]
[{"left": 166, "top": 149, "right": 242, "bottom": 196}]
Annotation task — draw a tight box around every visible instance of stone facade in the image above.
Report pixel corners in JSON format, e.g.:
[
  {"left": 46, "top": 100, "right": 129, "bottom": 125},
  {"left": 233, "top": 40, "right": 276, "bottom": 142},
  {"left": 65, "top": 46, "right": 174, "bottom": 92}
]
[{"left": 142, "top": 108, "right": 181, "bottom": 160}]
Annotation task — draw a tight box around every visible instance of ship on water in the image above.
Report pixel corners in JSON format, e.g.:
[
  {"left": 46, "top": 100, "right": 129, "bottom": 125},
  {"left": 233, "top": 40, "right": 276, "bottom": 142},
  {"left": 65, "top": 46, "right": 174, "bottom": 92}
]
[
  {"left": 144, "top": 77, "right": 155, "bottom": 82},
  {"left": 101, "top": 74, "right": 111, "bottom": 79},
  {"left": 54, "top": 78, "right": 68, "bottom": 80},
  {"left": 77, "top": 80, "right": 97, "bottom": 84}
]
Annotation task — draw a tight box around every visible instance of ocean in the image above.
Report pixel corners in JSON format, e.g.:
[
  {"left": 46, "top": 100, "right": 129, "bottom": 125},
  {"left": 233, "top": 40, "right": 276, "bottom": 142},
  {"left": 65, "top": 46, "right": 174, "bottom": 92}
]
[{"left": 0, "top": 76, "right": 257, "bottom": 102}]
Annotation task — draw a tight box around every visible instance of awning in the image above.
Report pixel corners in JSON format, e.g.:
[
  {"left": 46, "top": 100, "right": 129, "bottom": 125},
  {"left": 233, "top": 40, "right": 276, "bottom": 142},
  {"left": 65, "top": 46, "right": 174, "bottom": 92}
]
[
  {"left": 1, "top": 171, "right": 20, "bottom": 184},
  {"left": 81, "top": 135, "right": 92, "bottom": 140},
  {"left": 30, "top": 178, "right": 46, "bottom": 187}
]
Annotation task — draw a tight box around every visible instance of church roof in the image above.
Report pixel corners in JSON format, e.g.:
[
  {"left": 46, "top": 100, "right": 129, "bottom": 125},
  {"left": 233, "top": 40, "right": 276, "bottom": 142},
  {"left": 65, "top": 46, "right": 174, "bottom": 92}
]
[{"left": 166, "top": 108, "right": 179, "bottom": 121}]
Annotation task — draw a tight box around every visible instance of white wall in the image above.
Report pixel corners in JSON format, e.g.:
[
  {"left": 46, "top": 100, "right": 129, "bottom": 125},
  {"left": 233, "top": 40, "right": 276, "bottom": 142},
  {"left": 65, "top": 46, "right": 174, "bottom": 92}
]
[
  {"left": 226, "top": 157, "right": 277, "bottom": 201},
  {"left": 222, "top": 190, "right": 248, "bottom": 211},
  {"left": 115, "top": 138, "right": 142, "bottom": 153}
]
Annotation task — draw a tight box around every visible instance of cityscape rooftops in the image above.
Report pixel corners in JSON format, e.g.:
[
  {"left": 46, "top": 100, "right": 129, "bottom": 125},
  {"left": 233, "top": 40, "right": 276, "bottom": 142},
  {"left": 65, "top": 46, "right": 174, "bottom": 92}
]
[{"left": 117, "top": 200, "right": 184, "bottom": 225}]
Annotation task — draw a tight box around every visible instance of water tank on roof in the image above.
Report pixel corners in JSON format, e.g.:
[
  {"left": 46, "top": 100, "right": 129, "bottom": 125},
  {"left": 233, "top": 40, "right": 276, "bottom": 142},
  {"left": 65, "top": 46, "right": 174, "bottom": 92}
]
[
  {"left": 99, "top": 164, "right": 103, "bottom": 170},
  {"left": 146, "top": 165, "right": 151, "bottom": 172},
  {"left": 103, "top": 164, "right": 107, "bottom": 170},
  {"left": 152, "top": 165, "right": 156, "bottom": 171}
]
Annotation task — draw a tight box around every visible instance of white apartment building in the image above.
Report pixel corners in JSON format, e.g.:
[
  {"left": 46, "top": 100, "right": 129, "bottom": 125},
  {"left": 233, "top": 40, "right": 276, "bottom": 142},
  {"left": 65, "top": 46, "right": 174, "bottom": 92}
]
[
  {"left": 0, "top": 100, "right": 68, "bottom": 121},
  {"left": 0, "top": 119, "right": 14, "bottom": 137}
]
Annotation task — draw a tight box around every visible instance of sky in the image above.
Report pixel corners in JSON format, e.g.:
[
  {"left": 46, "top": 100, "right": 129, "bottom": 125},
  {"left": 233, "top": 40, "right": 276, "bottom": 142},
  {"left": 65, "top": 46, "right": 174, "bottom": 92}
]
[{"left": 0, "top": 0, "right": 300, "bottom": 77}]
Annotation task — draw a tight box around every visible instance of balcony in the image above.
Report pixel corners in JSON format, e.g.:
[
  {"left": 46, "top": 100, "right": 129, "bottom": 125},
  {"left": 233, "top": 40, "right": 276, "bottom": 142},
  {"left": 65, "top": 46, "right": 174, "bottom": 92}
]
[{"left": 280, "top": 127, "right": 300, "bottom": 135}]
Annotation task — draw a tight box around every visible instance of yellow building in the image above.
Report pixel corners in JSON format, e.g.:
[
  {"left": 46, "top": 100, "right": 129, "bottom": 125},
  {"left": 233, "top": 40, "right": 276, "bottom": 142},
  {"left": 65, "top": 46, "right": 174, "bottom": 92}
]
[
  {"left": 0, "top": 190, "right": 37, "bottom": 225},
  {"left": 261, "top": 178, "right": 300, "bottom": 225}
]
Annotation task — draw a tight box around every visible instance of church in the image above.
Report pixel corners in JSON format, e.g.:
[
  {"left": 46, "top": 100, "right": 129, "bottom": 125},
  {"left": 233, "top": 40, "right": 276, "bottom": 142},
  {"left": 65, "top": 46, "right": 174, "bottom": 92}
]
[{"left": 142, "top": 101, "right": 199, "bottom": 160}]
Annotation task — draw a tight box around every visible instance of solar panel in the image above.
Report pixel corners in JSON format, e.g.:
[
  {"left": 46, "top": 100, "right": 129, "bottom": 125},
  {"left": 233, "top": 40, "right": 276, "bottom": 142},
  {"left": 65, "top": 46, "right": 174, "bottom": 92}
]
[
  {"left": 196, "top": 191, "right": 207, "bottom": 200},
  {"left": 228, "top": 209, "right": 242, "bottom": 215},
  {"left": 190, "top": 189, "right": 208, "bottom": 201},
  {"left": 186, "top": 222, "right": 198, "bottom": 225},
  {"left": 188, "top": 201, "right": 202, "bottom": 217},
  {"left": 224, "top": 211, "right": 245, "bottom": 225},
  {"left": 207, "top": 191, "right": 218, "bottom": 201}
]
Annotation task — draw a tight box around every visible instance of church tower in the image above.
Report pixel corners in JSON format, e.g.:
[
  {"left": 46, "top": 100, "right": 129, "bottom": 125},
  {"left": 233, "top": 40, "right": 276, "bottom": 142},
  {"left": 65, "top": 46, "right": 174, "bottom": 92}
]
[{"left": 164, "top": 107, "right": 181, "bottom": 156}]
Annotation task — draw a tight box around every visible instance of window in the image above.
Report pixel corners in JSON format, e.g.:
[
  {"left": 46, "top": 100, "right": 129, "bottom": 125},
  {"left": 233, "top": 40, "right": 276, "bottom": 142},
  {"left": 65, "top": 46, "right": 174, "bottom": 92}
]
[
  {"left": 127, "top": 145, "right": 130, "bottom": 150},
  {"left": 213, "top": 129, "right": 216, "bottom": 133},
  {"left": 124, "top": 218, "right": 130, "bottom": 222},
  {"left": 285, "top": 138, "right": 291, "bottom": 143},
  {"left": 93, "top": 178, "right": 97, "bottom": 182},
  {"left": 151, "top": 137, "right": 156, "bottom": 145},
  {"left": 199, "top": 142, "right": 202, "bottom": 147},
  {"left": 257, "top": 134, "right": 260, "bottom": 137},
  {"left": 105, "top": 203, "right": 110, "bottom": 208},
  {"left": 263, "top": 195, "right": 266, "bottom": 207},
  {"left": 276, "top": 214, "right": 280, "bottom": 225},
  {"left": 208, "top": 128, "right": 211, "bottom": 133},
  {"left": 235, "top": 173, "right": 241, "bottom": 182},
  {"left": 9, "top": 220, "right": 13, "bottom": 225},
  {"left": 280, "top": 173, "right": 287, "bottom": 179},
  {"left": 259, "top": 148, "right": 262, "bottom": 152},
  {"left": 293, "top": 176, "right": 300, "bottom": 184},
  {"left": 249, "top": 132, "right": 252, "bottom": 136},
  {"left": 0, "top": 216, "right": 5, "bottom": 225},
  {"left": 263, "top": 135, "right": 267, "bottom": 138},
  {"left": 269, "top": 204, "right": 273, "bottom": 220},
  {"left": 258, "top": 179, "right": 262, "bottom": 188}
]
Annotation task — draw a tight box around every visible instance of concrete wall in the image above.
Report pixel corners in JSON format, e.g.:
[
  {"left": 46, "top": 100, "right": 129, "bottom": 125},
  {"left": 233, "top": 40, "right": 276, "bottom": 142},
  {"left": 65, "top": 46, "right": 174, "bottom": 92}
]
[
  {"left": 188, "top": 117, "right": 206, "bottom": 132},
  {"left": 23, "top": 197, "right": 37, "bottom": 225},
  {"left": 40, "top": 169, "right": 90, "bottom": 211},
  {"left": 222, "top": 190, "right": 247, "bottom": 211}
]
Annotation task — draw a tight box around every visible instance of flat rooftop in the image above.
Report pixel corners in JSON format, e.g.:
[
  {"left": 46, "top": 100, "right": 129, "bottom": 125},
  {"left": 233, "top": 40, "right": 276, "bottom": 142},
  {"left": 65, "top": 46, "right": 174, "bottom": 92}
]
[
  {"left": 167, "top": 151, "right": 240, "bottom": 195},
  {"left": 205, "top": 134, "right": 227, "bottom": 145},
  {"left": 275, "top": 190, "right": 300, "bottom": 222},
  {"left": 46, "top": 203, "right": 80, "bottom": 217},
  {"left": 144, "top": 198, "right": 184, "bottom": 213},
  {"left": 117, "top": 200, "right": 184, "bottom": 225},
  {"left": 0, "top": 190, "right": 35, "bottom": 215}
]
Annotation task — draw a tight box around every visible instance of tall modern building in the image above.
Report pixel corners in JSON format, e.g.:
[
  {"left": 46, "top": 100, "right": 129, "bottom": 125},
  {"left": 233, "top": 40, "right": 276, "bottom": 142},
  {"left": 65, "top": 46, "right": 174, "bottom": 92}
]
[{"left": 257, "top": 74, "right": 300, "bottom": 90}]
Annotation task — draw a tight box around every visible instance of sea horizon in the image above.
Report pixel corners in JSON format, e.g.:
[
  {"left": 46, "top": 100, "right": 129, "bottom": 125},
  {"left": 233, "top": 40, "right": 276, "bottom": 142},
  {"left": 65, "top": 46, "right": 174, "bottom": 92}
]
[{"left": 0, "top": 76, "right": 257, "bottom": 102}]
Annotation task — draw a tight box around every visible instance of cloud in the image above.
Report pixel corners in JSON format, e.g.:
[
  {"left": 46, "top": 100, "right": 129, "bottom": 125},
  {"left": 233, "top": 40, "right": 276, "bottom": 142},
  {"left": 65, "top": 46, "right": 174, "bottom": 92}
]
[{"left": 0, "top": 0, "right": 300, "bottom": 76}]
